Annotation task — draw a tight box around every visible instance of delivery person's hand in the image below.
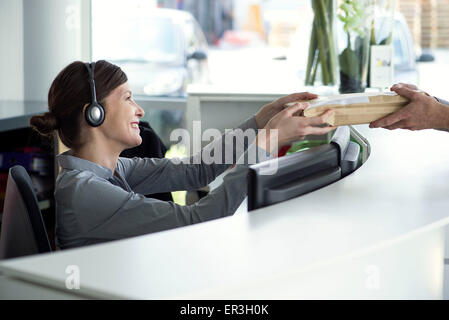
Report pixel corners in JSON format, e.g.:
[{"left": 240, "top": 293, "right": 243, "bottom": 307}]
[
  {"left": 254, "top": 92, "right": 318, "bottom": 129},
  {"left": 369, "top": 83, "right": 449, "bottom": 130},
  {"left": 256, "top": 102, "right": 336, "bottom": 153}
]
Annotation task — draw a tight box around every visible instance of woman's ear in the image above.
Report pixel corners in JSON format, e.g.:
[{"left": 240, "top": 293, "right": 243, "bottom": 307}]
[
  {"left": 82, "top": 103, "right": 89, "bottom": 116},
  {"left": 80, "top": 103, "right": 91, "bottom": 129}
]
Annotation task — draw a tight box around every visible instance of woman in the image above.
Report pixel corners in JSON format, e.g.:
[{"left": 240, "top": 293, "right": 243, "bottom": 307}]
[{"left": 30, "top": 60, "right": 334, "bottom": 249}]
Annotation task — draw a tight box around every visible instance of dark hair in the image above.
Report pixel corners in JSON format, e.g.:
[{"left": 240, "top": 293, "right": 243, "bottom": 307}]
[{"left": 30, "top": 60, "right": 127, "bottom": 148}]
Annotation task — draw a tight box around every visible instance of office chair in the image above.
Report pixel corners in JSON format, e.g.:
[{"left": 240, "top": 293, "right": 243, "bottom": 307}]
[{"left": 0, "top": 165, "right": 52, "bottom": 259}]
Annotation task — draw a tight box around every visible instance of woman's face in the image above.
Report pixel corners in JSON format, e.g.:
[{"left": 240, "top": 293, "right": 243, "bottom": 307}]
[{"left": 101, "top": 82, "right": 145, "bottom": 150}]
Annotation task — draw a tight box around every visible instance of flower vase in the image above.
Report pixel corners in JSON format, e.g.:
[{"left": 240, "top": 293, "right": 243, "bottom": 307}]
[
  {"left": 338, "top": 0, "right": 374, "bottom": 93},
  {"left": 304, "top": 0, "right": 339, "bottom": 88}
]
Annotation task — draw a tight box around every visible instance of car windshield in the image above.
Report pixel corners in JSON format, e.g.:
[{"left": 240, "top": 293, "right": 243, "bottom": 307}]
[{"left": 95, "top": 17, "right": 183, "bottom": 64}]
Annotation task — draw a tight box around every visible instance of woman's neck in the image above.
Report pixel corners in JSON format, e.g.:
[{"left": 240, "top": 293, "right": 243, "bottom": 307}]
[{"left": 72, "top": 141, "right": 122, "bottom": 173}]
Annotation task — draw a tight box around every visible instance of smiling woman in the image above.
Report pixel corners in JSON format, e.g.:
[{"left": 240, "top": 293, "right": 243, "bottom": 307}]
[{"left": 29, "top": 60, "right": 335, "bottom": 249}]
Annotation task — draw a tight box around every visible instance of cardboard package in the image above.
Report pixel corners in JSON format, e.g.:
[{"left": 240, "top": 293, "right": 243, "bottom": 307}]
[{"left": 299, "top": 92, "right": 413, "bottom": 126}]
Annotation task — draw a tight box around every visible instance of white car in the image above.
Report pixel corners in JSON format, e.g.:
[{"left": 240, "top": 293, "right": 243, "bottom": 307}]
[{"left": 96, "top": 8, "right": 210, "bottom": 97}]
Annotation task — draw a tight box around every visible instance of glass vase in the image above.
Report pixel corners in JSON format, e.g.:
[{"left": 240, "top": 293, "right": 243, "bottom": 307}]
[
  {"left": 337, "top": 0, "right": 374, "bottom": 93},
  {"left": 304, "top": 0, "right": 339, "bottom": 87}
]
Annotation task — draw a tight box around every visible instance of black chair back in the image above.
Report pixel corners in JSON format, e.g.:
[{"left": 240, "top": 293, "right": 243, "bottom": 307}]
[{"left": 0, "top": 165, "right": 52, "bottom": 259}]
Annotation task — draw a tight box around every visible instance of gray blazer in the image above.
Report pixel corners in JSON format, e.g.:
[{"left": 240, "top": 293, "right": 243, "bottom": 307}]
[{"left": 55, "top": 117, "right": 271, "bottom": 249}]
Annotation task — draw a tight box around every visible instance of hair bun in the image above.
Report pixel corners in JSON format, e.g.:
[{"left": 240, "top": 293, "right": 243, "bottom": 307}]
[{"left": 30, "top": 112, "right": 59, "bottom": 136}]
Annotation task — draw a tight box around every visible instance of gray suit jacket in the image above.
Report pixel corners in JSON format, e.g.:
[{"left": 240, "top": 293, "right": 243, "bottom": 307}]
[{"left": 55, "top": 117, "right": 272, "bottom": 249}]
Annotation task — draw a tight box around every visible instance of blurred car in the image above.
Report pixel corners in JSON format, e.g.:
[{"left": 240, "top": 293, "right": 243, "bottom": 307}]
[{"left": 102, "top": 8, "right": 210, "bottom": 97}]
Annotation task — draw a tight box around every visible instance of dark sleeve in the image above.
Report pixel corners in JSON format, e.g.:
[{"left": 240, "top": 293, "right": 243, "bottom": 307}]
[
  {"left": 435, "top": 97, "right": 449, "bottom": 106},
  {"left": 434, "top": 97, "right": 449, "bottom": 132}
]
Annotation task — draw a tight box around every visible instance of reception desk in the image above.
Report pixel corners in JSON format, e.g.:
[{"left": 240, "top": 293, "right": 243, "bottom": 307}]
[{"left": 1, "top": 121, "right": 449, "bottom": 299}]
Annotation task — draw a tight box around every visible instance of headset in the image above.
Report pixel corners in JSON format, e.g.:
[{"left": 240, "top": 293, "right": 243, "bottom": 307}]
[{"left": 84, "top": 62, "right": 105, "bottom": 127}]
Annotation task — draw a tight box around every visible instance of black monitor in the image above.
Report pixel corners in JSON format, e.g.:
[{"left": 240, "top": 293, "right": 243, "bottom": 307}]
[{"left": 247, "top": 126, "right": 359, "bottom": 211}]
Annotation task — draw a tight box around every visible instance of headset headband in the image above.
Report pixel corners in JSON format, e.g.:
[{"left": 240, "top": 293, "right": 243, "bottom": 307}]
[{"left": 84, "top": 62, "right": 98, "bottom": 104}]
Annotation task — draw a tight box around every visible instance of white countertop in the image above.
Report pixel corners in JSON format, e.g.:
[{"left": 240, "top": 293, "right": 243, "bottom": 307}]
[
  {"left": 1, "top": 125, "right": 449, "bottom": 299},
  {"left": 187, "top": 84, "right": 340, "bottom": 99}
]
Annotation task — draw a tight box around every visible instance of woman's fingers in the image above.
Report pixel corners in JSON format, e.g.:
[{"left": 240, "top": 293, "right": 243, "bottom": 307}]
[
  {"left": 297, "top": 92, "right": 318, "bottom": 100},
  {"left": 305, "top": 109, "right": 334, "bottom": 125},
  {"left": 277, "top": 92, "right": 318, "bottom": 107},
  {"left": 284, "top": 102, "right": 309, "bottom": 116}
]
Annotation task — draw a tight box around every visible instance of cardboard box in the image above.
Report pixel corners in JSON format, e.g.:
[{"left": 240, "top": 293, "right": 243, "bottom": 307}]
[{"left": 299, "top": 92, "right": 414, "bottom": 126}]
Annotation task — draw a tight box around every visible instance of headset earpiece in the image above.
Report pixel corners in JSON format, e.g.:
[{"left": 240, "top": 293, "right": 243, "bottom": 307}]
[
  {"left": 85, "top": 101, "right": 105, "bottom": 127},
  {"left": 84, "top": 62, "right": 105, "bottom": 127}
]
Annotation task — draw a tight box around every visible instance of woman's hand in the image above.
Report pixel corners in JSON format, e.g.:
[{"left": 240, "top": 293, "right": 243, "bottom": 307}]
[
  {"left": 256, "top": 102, "right": 336, "bottom": 153},
  {"left": 254, "top": 92, "right": 318, "bottom": 129}
]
